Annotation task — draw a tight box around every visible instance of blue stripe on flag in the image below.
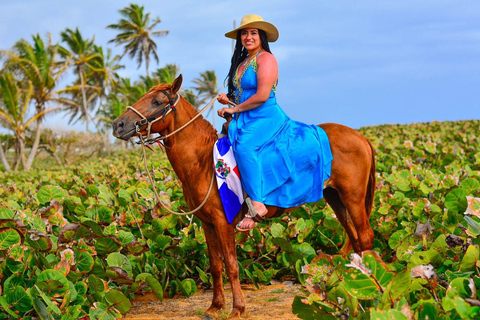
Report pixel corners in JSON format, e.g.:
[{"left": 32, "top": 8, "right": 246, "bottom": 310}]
[
  {"left": 216, "top": 137, "right": 231, "bottom": 156},
  {"left": 218, "top": 183, "right": 242, "bottom": 223}
]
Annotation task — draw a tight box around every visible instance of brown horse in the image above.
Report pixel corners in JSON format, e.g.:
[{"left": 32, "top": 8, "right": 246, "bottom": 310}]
[{"left": 112, "top": 75, "right": 375, "bottom": 319}]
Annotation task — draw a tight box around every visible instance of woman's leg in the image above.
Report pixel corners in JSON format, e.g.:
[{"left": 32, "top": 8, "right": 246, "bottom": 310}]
[{"left": 237, "top": 199, "right": 267, "bottom": 230}]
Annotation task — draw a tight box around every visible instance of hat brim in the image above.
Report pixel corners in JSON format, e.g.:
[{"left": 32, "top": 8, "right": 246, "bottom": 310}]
[{"left": 225, "top": 21, "right": 279, "bottom": 42}]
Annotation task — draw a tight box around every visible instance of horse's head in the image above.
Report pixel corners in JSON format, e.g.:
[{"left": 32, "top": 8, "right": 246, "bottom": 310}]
[{"left": 112, "top": 75, "right": 183, "bottom": 140}]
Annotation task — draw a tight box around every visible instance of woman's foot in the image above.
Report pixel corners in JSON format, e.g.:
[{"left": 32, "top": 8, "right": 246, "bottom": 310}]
[{"left": 236, "top": 202, "right": 267, "bottom": 232}]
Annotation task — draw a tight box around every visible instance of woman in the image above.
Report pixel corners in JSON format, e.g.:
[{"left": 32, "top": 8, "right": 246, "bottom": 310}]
[{"left": 217, "top": 15, "right": 333, "bottom": 231}]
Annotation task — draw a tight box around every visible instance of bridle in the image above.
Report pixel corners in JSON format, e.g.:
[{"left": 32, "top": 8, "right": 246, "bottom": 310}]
[{"left": 127, "top": 89, "right": 180, "bottom": 142}]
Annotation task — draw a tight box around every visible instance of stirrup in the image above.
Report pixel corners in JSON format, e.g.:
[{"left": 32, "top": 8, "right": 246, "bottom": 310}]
[{"left": 243, "top": 192, "right": 266, "bottom": 222}]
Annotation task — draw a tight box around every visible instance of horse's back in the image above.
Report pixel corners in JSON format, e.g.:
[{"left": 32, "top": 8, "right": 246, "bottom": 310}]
[{"left": 319, "top": 123, "right": 373, "bottom": 156}]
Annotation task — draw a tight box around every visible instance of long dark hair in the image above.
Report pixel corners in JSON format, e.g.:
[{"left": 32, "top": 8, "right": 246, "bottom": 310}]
[{"left": 226, "top": 29, "right": 272, "bottom": 99}]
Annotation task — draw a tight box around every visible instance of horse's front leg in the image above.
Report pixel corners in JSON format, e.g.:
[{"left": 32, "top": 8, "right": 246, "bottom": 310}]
[
  {"left": 202, "top": 223, "right": 226, "bottom": 318},
  {"left": 214, "top": 222, "right": 245, "bottom": 318}
]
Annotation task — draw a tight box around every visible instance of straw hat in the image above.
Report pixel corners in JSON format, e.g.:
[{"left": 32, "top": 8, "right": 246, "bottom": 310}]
[{"left": 225, "top": 14, "right": 279, "bottom": 42}]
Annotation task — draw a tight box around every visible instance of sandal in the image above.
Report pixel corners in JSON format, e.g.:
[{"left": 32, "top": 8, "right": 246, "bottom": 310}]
[{"left": 236, "top": 209, "right": 268, "bottom": 232}]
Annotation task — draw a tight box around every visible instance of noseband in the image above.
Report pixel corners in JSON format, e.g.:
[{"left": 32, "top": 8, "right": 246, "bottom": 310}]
[{"left": 127, "top": 90, "right": 180, "bottom": 141}]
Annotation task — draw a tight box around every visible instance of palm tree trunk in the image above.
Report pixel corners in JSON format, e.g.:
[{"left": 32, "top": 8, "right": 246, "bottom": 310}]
[
  {"left": 0, "top": 138, "right": 11, "bottom": 172},
  {"left": 146, "top": 57, "right": 149, "bottom": 78},
  {"left": 24, "top": 119, "right": 42, "bottom": 170},
  {"left": 13, "top": 136, "right": 26, "bottom": 171},
  {"left": 79, "top": 69, "right": 90, "bottom": 132}
]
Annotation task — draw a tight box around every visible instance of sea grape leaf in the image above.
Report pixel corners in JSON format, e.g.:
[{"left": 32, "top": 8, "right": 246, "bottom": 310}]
[
  {"left": 117, "top": 230, "right": 134, "bottom": 246},
  {"left": 82, "top": 220, "right": 104, "bottom": 237},
  {"left": 35, "top": 269, "right": 69, "bottom": 296},
  {"left": 86, "top": 184, "right": 99, "bottom": 197},
  {"left": 370, "top": 309, "right": 408, "bottom": 319},
  {"left": 58, "top": 223, "right": 80, "bottom": 243},
  {"left": 88, "top": 274, "right": 106, "bottom": 294},
  {"left": 292, "top": 296, "right": 335, "bottom": 320},
  {"left": 97, "top": 206, "right": 114, "bottom": 225},
  {"left": 34, "top": 284, "right": 61, "bottom": 315},
  {"left": 118, "top": 189, "right": 132, "bottom": 207},
  {"left": 460, "top": 178, "right": 480, "bottom": 196},
  {"left": 180, "top": 278, "right": 197, "bottom": 297},
  {"left": 272, "top": 237, "right": 294, "bottom": 252},
  {"left": 460, "top": 245, "right": 479, "bottom": 272},
  {"left": 0, "top": 296, "right": 19, "bottom": 318},
  {"left": 89, "top": 302, "right": 120, "bottom": 320},
  {"left": 37, "top": 186, "right": 68, "bottom": 205},
  {"left": 388, "top": 230, "right": 408, "bottom": 249},
  {"left": 95, "top": 237, "right": 120, "bottom": 256},
  {"left": 464, "top": 216, "right": 480, "bottom": 237},
  {"left": 7, "top": 286, "right": 32, "bottom": 312},
  {"left": 75, "top": 251, "right": 94, "bottom": 273},
  {"left": 362, "top": 252, "right": 395, "bottom": 288},
  {"left": 152, "top": 215, "right": 177, "bottom": 233},
  {"left": 26, "top": 232, "right": 52, "bottom": 252},
  {"left": 145, "top": 275, "right": 164, "bottom": 301},
  {"left": 105, "top": 267, "right": 134, "bottom": 285},
  {"left": 293, "top": 243, "right": 316, "bottom": 261},
  {"left": 344, "top": 252, "right": 394, "bottom": 300},
  {"left": 0, "top": 208, "right": 15, "bottom": 219},
  {"left": 105, "top": 289, "right": 131, "bottom": 314},
  {"left": 271, "top": 223, "right": 285, "bottom": 237},
  {"left": 445, "top": 189, "right": 468, "bottom": 213},
  {"left": 379, "top": 270, "right": 411, "bottom": 308},
  {"left": 0, "top": 228, "right": 22, "bottom": 250}
]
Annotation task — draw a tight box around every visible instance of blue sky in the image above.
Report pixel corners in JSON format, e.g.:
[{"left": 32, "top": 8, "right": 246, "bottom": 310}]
[{"left": 1, "top": 0, "right": 479, "bottom": 131}]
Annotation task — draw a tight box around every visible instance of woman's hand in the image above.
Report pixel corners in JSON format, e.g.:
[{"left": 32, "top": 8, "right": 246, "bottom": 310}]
[
  {"left": 217, "top": 107, "right": 236, "bottom": 118},
  {"left": 217, "top": 93, "right": 230, "bottom": 105}
]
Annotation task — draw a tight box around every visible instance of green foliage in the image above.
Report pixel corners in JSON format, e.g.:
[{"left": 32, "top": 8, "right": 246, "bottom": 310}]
[
  {"left": 1, "top": 120, "right": 480, "bottom": 319},
  {"left": 293, "top": 120, "right": 480, "bottom": 319}
]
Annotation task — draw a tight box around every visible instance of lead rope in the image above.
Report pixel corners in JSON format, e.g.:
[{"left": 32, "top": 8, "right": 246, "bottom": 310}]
[{"left": 138, "top": 95, "right": 236, "bottom": 216}]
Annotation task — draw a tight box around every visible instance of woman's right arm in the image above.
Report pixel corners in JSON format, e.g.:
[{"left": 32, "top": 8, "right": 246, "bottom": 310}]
[{"left": 217, "top": 93, "right": 231, "bottom": 105}]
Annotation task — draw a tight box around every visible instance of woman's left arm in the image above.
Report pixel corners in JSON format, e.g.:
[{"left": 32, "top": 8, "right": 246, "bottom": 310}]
[{"left": 218, "top": 53, "right": 278, "bottom": 117}]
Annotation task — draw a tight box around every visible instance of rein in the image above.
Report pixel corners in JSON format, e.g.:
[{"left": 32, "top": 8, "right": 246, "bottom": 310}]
[{"left": 130, "top": 94, "right": 235, "bottom": 216}]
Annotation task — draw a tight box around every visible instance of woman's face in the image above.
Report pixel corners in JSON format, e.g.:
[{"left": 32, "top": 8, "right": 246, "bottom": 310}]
[{"left": 241, "top": 28, "right": 261, "bottom": 52}]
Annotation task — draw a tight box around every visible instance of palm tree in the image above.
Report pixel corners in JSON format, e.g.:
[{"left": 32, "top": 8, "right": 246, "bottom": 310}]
[
  {"left": 59, "top": 28, "right": 101, "bottom": 131},
  {"left": 192, "top": 70, "right": 219, "bottom": 126},
  {"left": 0, "top": 73, "right": 58, "bottom": 171},
  {"left": 90, "top": 46, "right": 124, "bottom": 99},
  {"left": 2, "top": 34, "right": 69, "bottom": 170},
  {"left": 107, "top": 3, "right": 169, "bottom": 76},
  {"left": 154, "top": 63, "right": 179, "bottom": 85}
]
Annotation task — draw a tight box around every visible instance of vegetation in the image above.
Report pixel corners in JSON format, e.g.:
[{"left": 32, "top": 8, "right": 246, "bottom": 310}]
[
  {"left": 0, "top": 120, "right": 478, "bottom": 319},
  {"left": 0, "top": 3, "right": 220, "bottom": 172}
]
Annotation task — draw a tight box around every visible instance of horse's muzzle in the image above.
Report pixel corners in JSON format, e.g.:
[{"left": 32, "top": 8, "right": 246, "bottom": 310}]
[{"left": 112, "top": 119, "right": 135, "bottom": 140}]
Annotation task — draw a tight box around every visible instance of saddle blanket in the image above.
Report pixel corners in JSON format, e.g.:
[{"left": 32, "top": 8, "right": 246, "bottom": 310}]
[{"left": 213, "top": 137, "right": 244, "bottom": 223}]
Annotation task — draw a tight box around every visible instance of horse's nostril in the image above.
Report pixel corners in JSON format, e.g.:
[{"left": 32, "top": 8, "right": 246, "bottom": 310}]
[{"left": 117, "top": 121, "right": 124, "bottom": 128}]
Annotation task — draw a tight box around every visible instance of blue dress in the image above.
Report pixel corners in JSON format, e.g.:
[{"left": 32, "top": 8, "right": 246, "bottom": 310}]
[{"left": 228, "top": 54, "right": 333, "bottom": 208}]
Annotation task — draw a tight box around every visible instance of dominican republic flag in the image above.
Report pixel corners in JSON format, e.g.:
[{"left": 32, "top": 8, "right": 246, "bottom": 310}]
[{"left": 213, "top": 137, "right": 244, "bottom": 223}]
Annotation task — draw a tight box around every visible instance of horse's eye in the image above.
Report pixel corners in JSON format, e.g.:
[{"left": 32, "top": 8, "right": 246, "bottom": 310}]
[{"left": 153, "top": 100, "right": 161, "bottom": 106}]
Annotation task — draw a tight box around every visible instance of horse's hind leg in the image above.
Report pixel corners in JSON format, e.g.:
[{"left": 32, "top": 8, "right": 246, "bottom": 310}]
[
  {"left": 324, "top": 187, "right": 360, "bottom": 255},
  {"left": 339, "top": 189, "right": 374, "bottom": 253}
]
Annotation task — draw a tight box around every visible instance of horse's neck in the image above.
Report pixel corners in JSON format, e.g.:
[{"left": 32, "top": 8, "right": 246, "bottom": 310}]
[{"left": 164, "top": 99, "right": 217, "bottom": 182}]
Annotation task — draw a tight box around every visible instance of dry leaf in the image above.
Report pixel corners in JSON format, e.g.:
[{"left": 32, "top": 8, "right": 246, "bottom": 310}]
[{"left": 411, "top": 264, "right": 436, "bottom": 279}]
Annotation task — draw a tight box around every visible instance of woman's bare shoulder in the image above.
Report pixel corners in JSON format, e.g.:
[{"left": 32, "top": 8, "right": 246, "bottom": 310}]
[{"left": 257, "top": 51, "right": 277, "bottom": 65}]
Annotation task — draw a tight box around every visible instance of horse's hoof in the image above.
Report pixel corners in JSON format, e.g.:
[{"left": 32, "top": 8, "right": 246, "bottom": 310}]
[
  {"left": 228, "top": 308, "right": 245, "bottom": 319},
  {"left": 202, "top": 314, "right": 217, "bottom": 320}
]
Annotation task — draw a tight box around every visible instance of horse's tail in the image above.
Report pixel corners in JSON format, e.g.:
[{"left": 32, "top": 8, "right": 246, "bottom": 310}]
[{"left": 365, "top": 138, "right": 376, "bottom": 218}]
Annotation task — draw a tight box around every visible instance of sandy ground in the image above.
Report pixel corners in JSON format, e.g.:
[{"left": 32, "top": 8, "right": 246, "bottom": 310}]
[{"left": 125, "top": 282, "right": 302, "bottom": 320}]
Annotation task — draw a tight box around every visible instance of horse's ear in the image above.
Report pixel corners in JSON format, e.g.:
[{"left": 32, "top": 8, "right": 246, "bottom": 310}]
[{"left": 172, "top": 74, "right": 183, "bottom": 94}]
